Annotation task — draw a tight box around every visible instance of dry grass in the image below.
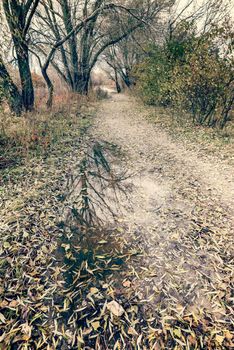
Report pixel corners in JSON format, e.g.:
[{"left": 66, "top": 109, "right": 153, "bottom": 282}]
[
  {"left": 147, "top": 106, "right": 234, "bottom": 165},
  {"left": 34, "top": 85, "right": 88, "bottom": 112},
  {"left": 0, "top": 89, "right": 90, "bottom": 171}
]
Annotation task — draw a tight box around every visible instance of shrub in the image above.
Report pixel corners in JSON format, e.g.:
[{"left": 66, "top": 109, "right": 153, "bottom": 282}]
[
  {"left": 135, "top": 46, "right": 171, "bottom": 105},
  {"left": 95, "top": 87, "right": 109, "bottom": 100},
  {"left": 136, "top": 21, "right": 234, "bottom": 128},
  {"left": 171, "top": 24, "right": 234, "bottom": 128}
]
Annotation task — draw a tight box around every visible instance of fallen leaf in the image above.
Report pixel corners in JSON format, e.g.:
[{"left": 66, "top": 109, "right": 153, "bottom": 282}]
[
  {"left": 216, "top": 335, "right": 225, "bottom": 345},
  {"left": 173, "top": 328, "right": 182, "bottom": 338},
  {"left": 9, "top": 300, "right": 19, "bottom": 308},
  {"left": 225, "top": 330, "right": 233, "bottom": 340},
  {"left": 0, "top": 313, "right": 6, "bottom": 323},
  {"left": 91, "top": 321, "right": 100, "bottom": 331},
  {"left": 122, "top": 280, "right": 131, "bottom": 288},
  {"left": 128, "top": 327, "right": 138, "bottom": 336},
  {"left": 0, "top": 332, "right": 6, "bottom": 342}
]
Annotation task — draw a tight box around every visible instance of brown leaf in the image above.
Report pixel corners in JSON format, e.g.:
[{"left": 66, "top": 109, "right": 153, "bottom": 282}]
[{"left": 122, "top": 280, "right": 131, "bottom": 288}]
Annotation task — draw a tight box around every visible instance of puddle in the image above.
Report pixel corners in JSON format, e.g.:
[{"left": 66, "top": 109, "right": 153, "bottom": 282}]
[{"left": 49, "top": 222, "right": 147, "bottom": 348}]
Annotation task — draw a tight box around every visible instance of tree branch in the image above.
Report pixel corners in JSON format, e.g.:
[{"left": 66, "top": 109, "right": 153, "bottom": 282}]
[{"left": 24, "top": 0, "right": 40, "bottom": 36}]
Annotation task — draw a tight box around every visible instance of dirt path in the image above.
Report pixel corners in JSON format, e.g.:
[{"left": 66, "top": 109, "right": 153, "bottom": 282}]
[{"left": 93, "top": 92, "right": 234, "bottom": 321}]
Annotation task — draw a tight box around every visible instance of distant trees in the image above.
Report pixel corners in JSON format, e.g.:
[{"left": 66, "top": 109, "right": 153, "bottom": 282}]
[
  {"left": 1, "top": 0, "right": 232, "bottom": 126},
  {"left": 103, "top": 7, "right": 167, "bottom": 91},
  {"left": 103, "top": 36, "right": 145, "bottom": 91},
  {"left": 0, "top": 0, "right": 172, "bottom": 113},
  {"left": 34, "top": 0, "right": 170, "bottom": 103}
]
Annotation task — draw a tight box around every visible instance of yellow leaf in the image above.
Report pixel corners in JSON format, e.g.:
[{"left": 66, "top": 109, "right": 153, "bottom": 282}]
[
  {"left": 22, "top": 335, "right": 30, "bottom": 341},
  {"left": 225, "top": 330, "right": 233, "bottom": 340},
  {"left": 173, "top": 328, "right": 182, "bottom": 338},
  {"left": 98, "top": 240, "right": 107, "bottom": 244},
  {"left": 128, "top": 327, "right": 138, "bottom": 336},
  {"left": 90, "top": 287, "right": 99, "bottom": 295},
  {"left": 77, "top": 335, "right": 84, "bottom": 344},
  {"left": 9, "top": 300, "right": 19, "bottom": 308},
  {"left": 91, "top": 321, "right": 100, "bottom": 331},
  {"left": 216, "top": 335, "right": 225, "bottom": 345}
]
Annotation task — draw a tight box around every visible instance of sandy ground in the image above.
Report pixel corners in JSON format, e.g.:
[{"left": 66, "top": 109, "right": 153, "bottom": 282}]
[{"left": 92, "top": 92, "right": 234, "bottom": 320}]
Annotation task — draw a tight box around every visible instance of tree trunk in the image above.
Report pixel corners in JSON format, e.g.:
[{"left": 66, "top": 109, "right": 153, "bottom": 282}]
[
  {"left": 61, "top": 0, "right": 79, "bottom": 90},
  {"left": 123, "top": 75, "right": 132, "bottom": 88},
  {"left": 2, "top": 0, "right": 39, "bottom": 112},
  {"left": 220, "top": 94, "right": 234, "bottom": 129},
  {"left": 14, "top": 41, "right": 34, "bottom": 111},
  {"left": 121, "top": 68, "right": 132, "bottom": 88},
  {"left": 74, "top": 70, "right": 91, "bottom": 95},
  {"left": 0, "top": 57, "right": 22, "bottom": 115},
  {"left": 114, "top": 69, "right": 121, "bottom": 93},
  {"left": 41, "top": 66, "right": 54, "bottom": 109}
]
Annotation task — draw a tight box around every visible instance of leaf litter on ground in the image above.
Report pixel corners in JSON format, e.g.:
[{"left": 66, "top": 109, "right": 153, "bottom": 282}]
[{"left": 0, "top": 102, "right": 234, "bottom": 349}]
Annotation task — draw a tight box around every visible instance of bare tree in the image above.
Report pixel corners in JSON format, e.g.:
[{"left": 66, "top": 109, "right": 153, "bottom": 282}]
[
  {"left": 33, "top": 1, "right": 123, "bottom": 106},
  {"left": 103, "top": 0, "right": 232, "bottom": 89},
  {"left": 2, "top": 0, "right": 40, "bottom": 111},
  {"left": 33, "top": 0, "right": 171, "bottom": 103},
  {"left": 102, "top": 7, "right": 168, "bottom": 91},
  {"left": 103, "top": 33, "right": 149, "bottom": 90},
  {"left": 0, "top": 0, "right": 172, "bottom": 110},
  {"left": 167, "top": 0, "right": 232, "bottom": 39}
]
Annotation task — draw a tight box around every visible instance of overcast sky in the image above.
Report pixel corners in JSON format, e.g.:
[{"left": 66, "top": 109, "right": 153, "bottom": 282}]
[{"left": 176, "top": 0, "right": 234, "bottom": 18}]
